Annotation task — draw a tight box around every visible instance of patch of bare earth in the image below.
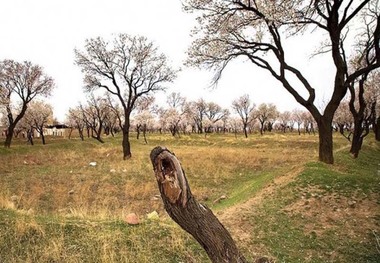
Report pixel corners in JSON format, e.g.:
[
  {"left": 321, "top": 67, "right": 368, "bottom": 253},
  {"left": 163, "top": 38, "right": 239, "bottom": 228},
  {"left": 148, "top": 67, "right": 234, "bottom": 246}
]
[
  {"left": 283, "top": 188, "right": 379, "bottom": 238},
  {"left": 217, "top": 165, "right": 380, "bottom": 262},
  {"left": 216, "top": 166, "right": 304, "bottom": 258}
]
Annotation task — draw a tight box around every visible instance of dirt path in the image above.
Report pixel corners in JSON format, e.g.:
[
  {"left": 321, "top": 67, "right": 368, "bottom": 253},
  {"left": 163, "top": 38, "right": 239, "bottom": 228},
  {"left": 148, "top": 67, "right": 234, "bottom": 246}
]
[{"left": 216, "top": 165, "right": 305, "bottom": 243}]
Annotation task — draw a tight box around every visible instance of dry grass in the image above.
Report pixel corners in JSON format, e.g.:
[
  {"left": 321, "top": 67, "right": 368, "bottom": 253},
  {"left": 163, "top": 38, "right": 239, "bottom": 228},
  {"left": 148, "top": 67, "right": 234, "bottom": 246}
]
[{"left": 0, "top": 132, "right": 378, "bottom": 262}]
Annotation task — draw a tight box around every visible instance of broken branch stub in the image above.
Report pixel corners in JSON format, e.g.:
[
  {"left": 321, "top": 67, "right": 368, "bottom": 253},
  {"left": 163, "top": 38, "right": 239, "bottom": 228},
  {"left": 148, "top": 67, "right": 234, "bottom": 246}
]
[{"left": 150, "top": 146, "right": 248, "bottom": 263}]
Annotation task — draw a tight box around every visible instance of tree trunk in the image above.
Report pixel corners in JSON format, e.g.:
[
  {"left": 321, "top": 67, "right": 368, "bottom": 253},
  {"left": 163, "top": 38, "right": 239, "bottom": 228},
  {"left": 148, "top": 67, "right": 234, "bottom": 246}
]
[
  {"left": 350, "top": 133, "right": 362, "bottom": 159},
  {"left": 122, "top": 123, "right": 132, "bottom": 160},
  {"left": 27, "top": 130, "right": 34, "bottom": 146},
  {"left": 317, "top": 118, "right": 334, "bottom": 164},
  {"left": 68, "top": 128, "right": 73, "bottom": 139},
  {"left": 4, "top": 125, "right": 15, "bottom": 148},
  {"left": 150, "top": 146, "right": 248, "bottom": 263},
  {"left": 41, "top": 133, "right": 46, "bottom": 145},
  {"left": 78, "top": 128, "right": 84, "bottom": 141},
  {"left": 143, "top": 124, "right": 148, "bottom": 144},
  {"left": 375, "top": 117, "right": 380, "bottom": 141},
  {"left": 243, "top": 124, "right": 248, "bottom": 138}
]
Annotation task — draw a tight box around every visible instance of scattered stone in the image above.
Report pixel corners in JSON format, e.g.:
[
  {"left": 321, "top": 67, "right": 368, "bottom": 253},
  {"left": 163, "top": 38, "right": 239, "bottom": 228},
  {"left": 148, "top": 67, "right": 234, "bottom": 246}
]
[
  {"left": 27, "top": 208, "right": 34, "bottom": 215},
  {"left": 147, "top": 211, "right": 159, "bottom": 221},
  {"left": 125, "top": 213, "right": 140, "bottom": 225},
  {"left": 10, "top": 195, "right": 18, "bottom": 202},
  {"left": 151, "top": 196, "right": 160, "bottom": 201},
  {"left": 201, "top": 195, "right": 209, "bottom": 201},
  {"left": 89, "top": 162, "right": 97, "bottom": 167},
  {"left": 348, "top": 200, "right": 357, "bottom": 208},
  {"left": 213, "top": 195, "right": 227, "bottom": 204},
  {"left": 68, "top": 189, "right": 74, "bottom": 195},
  {"left": 110, "top": 169, "right": 116, "bottom": 173}
]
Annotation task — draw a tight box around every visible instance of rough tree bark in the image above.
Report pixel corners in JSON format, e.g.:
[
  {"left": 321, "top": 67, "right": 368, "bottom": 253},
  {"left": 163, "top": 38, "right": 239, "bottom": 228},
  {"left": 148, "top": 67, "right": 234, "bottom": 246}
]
[{"left": 150, "top": 146, "right": 248, "bottom": 263}]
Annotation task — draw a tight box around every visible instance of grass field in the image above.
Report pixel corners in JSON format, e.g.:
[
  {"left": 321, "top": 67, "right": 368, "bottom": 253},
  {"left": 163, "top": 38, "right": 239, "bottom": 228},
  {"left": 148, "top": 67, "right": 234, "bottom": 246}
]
[{"left": 0, "top": 132, "right": 379, "bottom": 262}]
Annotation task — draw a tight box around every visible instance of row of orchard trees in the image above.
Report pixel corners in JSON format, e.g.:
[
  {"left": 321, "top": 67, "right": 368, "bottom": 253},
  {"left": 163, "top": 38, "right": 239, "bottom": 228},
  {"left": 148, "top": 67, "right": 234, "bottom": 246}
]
[
  {"left": 0, "top": 60, "right": 55, "bottom": 147},
  {"left": 66, "top": 88, "right": 379, "bottom": 146},
  {"left": 1, "top": 0, "right": 379, "bottom": 165}
]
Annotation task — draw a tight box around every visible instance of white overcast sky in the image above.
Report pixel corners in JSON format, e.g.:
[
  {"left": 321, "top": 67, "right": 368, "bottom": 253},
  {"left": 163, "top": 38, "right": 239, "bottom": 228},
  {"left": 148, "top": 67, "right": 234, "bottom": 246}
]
[{"left": 0, "top": 0, "right": 336, "bottom": 122}]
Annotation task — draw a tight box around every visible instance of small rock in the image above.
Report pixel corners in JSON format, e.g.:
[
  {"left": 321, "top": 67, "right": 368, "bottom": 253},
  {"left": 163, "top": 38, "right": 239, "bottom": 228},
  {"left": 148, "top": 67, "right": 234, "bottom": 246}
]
[
  {"left": 10, "top": 195, "right": 18, "bottom": 202},
  {"left": 151, "top": 196, "right": 160, "bottom": 201},
  {"left": 304, "top": 200, "right": 310, "bottom": 205},
  {"left": 27, "top": 208, "right": 34, "bottom": 215},
  {"left": 110, "top": 169, "right": 116, "bottom": 173},
  {"left": 147, "top": 211, "right": 159, "bottom": 221},
  {"left": 213, "top": 195, "right": 227, "bottom": 204},
  {"left": 68, "top": 189, "right": 75, "bottom": 195},
  {"left": 348, "top": 200, "right": 356, "bottom": 208},
  {"left": 201, "top": 195, "right": 209, "bottom": 201},
  {"left": 125, "top": 213, "right": 140, "bottom": 225},
  {"left": 89, "top": 162, "right": 97, "bottom": 167}
]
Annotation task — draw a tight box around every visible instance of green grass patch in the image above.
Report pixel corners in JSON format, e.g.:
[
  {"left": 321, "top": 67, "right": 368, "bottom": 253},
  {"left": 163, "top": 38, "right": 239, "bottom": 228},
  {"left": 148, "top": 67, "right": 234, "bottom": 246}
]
[{"left": 249, "top": 140, "right": 380, "bottom": 263}]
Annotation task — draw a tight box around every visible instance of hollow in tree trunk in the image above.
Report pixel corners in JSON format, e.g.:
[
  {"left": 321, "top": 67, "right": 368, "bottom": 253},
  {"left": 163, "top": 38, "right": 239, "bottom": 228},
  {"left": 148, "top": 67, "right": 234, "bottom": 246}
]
[{"left": 150, "top": 146, "right": 248, "bottom": 263}]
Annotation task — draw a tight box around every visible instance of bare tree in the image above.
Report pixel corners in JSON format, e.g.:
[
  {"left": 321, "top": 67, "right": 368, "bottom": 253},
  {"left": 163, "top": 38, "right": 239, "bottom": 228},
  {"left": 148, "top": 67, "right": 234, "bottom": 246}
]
[
  {"left": 79, "top": 95, "right": 109, "bottom": 143},
  {"left": 204, "top": 102, "right": 229, "bottom": 133},
  {"left": 23, "top": 100, "right": 53, "bottom": 145},
  {"left": 254, "top": 103, "right": 279, "bottom": 135},
  {"left": 333, "top": 99, "right": 353, "bottom": 140},
  {"left": 291, "top": 109, "right": 305, "bottom": 135},
  {"left": 166, "top": 92, "right": 186, "bottom": 109},
  {"left": 0, "top": 60, "right": 54, "bottom": 147},
  {"left": 184, "top": 0, "right": 380, "bottom": 164},
  {"left": 66, "top": 106, "right": 86, "bottom": 140},
  {"left": 348, "top": 69, "right": 379, "bottom": 157},
  {"left": 185, "top": 98, "right": 207, "bottom": 133},
  {"left": 134, "top": 95, "right": 157, "bottom": 143},
  {"left": 232, "top": 94, "right": 255, "bottom": 138},
  {"left": 278, "top": 111, "right": 292, "bottom": 133},
  {"left": 75, "top": 34, "right": 177, "bottom": 159}
]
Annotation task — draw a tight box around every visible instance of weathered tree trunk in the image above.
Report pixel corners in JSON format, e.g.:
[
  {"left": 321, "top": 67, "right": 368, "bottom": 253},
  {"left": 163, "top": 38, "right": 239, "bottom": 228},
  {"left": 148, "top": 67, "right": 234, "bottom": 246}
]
[
  {"left": 78, "top": 128, "right": 84, "bottom": 141},
  {"left": 4, "top": 125, "right": 15, "bottom": 148},
  {"left": 150, "top": 146, "right": 248, "bottom": 263},
  {"left": 136, "top": 124, "right": 141, "bottom": 140},
  {"left": 41, "top": 132, "right": 46, "bottom": 145},
  {"left": 68, "top": 128, "right": 73, "bottom": 139},
  {"left": 27, "top": 130, "right": 34, "bottom": 146},
  {"left": 317, "top": 118, "right": 334, "bottom": 164},
  {"left": 375, "top": 117, "right": 380, "bottom": 141},
  {"left": 142, "top": 124, "right": 148, "bottom": 144},
  {"left": 350, "top": 127, "right": 363, "bottom": 159},
  {"left": 122, "top": 121, "right": 132, "bottom": 160}
]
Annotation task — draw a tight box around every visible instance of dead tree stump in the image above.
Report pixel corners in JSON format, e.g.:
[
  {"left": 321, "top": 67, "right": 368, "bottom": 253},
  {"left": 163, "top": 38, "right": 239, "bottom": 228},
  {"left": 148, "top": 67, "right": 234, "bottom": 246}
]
[{"left": 150, "top": 146, "right": 248, "bottom": 263}]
